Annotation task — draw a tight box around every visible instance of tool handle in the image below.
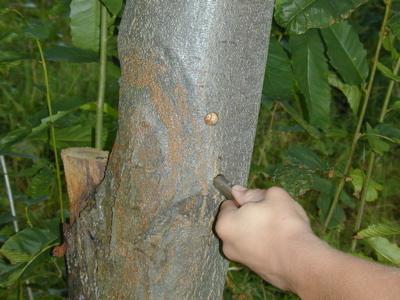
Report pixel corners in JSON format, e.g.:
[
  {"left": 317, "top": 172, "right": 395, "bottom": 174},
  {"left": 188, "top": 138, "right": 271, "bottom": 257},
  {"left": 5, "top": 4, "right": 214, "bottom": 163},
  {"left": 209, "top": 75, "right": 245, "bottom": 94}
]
[{"left": 213, "top": 174, "right": 240, "bottom": 207}]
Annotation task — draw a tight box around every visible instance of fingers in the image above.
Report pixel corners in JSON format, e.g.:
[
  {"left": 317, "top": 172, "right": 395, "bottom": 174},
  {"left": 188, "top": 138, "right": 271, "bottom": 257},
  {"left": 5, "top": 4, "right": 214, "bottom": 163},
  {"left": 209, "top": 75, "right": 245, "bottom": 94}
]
[
  {"left": 215, "top": 200, "right": 237, "bottom": 239},
  {"left": 232, "top": 185, "right": 266, "bottom": 206}
]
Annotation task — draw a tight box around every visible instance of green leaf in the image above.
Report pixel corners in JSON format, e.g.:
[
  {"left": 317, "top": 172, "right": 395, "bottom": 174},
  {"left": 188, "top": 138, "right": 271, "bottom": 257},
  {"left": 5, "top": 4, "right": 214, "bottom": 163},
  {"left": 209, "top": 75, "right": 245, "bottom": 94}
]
[
  {"left": 0, "top": 228, "right": 58, "bottom": 265},
  {"left": 53, "top": 124, "right": 94, "bottom": 148},
  {"left": 271, "top": 164, "right": 315, "bottom": 197},
  {"left": 0, "top": 50, "right": 32, "bottom": 64},
  {"left": 0, "top": 260, "right": 25, "bottom": 288},
  {"left": 366, "top": 124, "right": 390, "bottom": 155},
  {"left": 262, "top": 38, "right": 295, "bottom": 100},
  {"left": 391, "top": 100, "right": 400, "bottom": 110},
  {"left": 376, "top": 62, "right": 400, "bottom": 82},
  {"left": 274, "top": 0, "right": 367, "bottom": 34},
  {"left": 22, "top": 20, "right": 52, "bottom": 40},
  {"left": 356, "top": 223, "right": 400, "bottom": 239},
  {"left": 278, "top": 101, "right": 321, "bottom": 139},
  {"left": 328, "top": 73, "right": 361, "bottom": 115},
  {"left": 388, "top": 12, "right": 400, "bottom": 40},
  {"left": 100, "top": 0, "right": 123, "bottom": 16},
  {"left": 366, "top": 237, "right": 400, "bottom": 266},
  {"left": 70, "top": 0, "right": 100, "bottom": 52},
  {"left": 285, "top": 146, "right": 326, "bottom": 170},
  {"left": 0, "top": 214, "right": 15, "bottom": 226},
  {"left": 375, "top": 123, "right": 400, "bottom": 144},
  {"left": 321, "top": 21, "right": 368, "bottom": 85},
  {"left": 44, "top": 45, "right": 98, "bottom": 63},
  {"left": 349, "top": 168, "right": 383, "bottom": 202},
  {"left": 27, "top": 167, "right": 55, "bottom": 199},
  {"left": 290, "top": 30, "right": 331, "bottom": 130},
  {"left": 0, "top": 128, "right": 31, "bottom": 153}
]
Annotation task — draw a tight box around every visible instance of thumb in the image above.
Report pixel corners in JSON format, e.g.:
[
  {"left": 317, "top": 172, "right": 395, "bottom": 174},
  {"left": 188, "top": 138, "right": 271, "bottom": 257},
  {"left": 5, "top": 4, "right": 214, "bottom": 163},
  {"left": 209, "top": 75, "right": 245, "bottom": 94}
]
[{"left": 232, "top": 185, "right": 266, "bottom": 206}]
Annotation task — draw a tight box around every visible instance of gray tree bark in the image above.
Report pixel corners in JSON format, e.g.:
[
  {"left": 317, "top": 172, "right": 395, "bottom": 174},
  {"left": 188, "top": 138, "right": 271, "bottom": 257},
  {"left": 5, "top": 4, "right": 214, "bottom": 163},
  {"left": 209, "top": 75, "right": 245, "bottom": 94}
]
[{"left": 64, "top": 1, "right": 274, "bottom": 299}]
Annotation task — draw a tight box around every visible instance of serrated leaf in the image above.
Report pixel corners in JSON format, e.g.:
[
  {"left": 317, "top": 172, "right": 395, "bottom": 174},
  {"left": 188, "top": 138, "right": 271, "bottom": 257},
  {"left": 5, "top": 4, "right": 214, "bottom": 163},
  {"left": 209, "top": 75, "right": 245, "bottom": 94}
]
[
  {"left": 0, "top": 228, "right": 58, "bottom": 265},
  {"left": 70, "top": 0, "right": 100, "bottom": 52},
  {"left": 321, "top": 21, "right": 368, "bottom": 85},
  {"left": 262, "top": 38, "right": 294, "bottom": 100},
  {"left": 101, "top": 0, "right": 123, "bottom": 16},
  {"left": 328, "top": 72, "right": 361, "bottom": 115},
  {"left": 290, "top": 30, "right": 331, "bottom": 130},
  {"left": 356, "top": 223, "right": 400, "bottom": 239},
  {"left": 366, "top": 237, "right": 400, "bottom": 266},
  {"left": 274, "top": 0, "right": 367, "bottom": 34},
  {"left": 376, "top": 62, "right": 400, "bottom": 82}
]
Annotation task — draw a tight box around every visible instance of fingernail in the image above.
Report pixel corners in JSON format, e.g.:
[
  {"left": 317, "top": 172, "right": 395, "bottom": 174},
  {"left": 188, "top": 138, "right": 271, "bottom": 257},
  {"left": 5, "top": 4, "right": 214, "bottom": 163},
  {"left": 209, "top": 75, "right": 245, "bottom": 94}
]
[{"left": 232, "top": 185, "right": 247, "bottom": 192}]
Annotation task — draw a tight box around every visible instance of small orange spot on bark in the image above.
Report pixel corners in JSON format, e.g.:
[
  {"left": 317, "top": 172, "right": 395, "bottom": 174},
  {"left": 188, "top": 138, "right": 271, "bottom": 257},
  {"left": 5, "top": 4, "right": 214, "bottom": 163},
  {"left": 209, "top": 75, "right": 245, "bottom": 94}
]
[{"left": 204, "top": 112, "right": 219, "bottom": 126}]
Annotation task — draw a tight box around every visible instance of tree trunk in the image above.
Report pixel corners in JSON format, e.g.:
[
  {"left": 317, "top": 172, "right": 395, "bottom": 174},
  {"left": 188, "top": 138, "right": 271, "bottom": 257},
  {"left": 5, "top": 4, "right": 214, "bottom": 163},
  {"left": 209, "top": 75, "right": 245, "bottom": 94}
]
[{"left": 64, "top": 1, "right": 274, "bottom": 298}]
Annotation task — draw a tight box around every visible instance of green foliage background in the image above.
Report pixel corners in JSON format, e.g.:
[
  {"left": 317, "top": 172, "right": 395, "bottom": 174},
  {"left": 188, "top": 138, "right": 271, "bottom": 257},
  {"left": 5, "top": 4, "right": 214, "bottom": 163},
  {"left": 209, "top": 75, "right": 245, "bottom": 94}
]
[{"left": 0, "top": 0, "right": 399, "bottom": 299}]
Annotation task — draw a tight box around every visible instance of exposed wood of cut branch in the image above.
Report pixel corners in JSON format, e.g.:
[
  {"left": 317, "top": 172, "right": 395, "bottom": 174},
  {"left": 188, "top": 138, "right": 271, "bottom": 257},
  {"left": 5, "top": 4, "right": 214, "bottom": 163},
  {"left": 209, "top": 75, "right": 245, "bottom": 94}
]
[{"left": 61, "top": 147, "right": 109, "bottom": 223}]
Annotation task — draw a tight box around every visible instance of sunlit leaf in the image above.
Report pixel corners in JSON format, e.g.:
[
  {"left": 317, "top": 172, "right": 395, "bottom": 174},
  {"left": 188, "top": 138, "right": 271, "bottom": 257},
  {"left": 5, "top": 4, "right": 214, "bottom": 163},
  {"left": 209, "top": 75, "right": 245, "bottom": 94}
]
[
  {"left": 349, "top": 168, "right": 383, "bottom": 202},
  {"left": 274, "top": 0, "right": 367, "bottom": 34},
  {"left": 321, "top": 21, "right": 368, "bottom": 85},
  {"left": 290, "top": 30, "right": 331, "bottom": 130},
  {"left": 328, "top": 73, "right": 361, "bottom": 115},
  {"left": 70, "top": 0, "right": 100, "bottom": 52},
  {"left": 366, "top": 237, "right": 400, "bottom": 266},
  {"left": 356, "top": 223, "right": 400, "bottom": 239}
]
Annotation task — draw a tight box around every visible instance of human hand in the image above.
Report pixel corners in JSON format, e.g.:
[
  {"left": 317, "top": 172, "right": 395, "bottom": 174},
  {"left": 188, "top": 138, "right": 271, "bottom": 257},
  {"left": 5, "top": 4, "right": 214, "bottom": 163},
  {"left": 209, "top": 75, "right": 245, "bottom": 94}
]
[{"left": 215, "top": 186, "right": 317, "bottom": 291}]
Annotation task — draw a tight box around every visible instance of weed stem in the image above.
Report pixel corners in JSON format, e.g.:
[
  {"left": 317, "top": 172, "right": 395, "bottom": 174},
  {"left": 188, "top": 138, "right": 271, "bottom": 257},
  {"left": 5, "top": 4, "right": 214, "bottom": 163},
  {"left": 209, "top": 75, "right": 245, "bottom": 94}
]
[
  {"left": 36, "top": 40, "right": 64, "bottom": 223},
  {"left": 323, "top": 0, "right": 392, "bottom": 231},
  {"left": 351, "top": 55, "right": 400, "bottom": 251},
  {"left": 95, "top": 5, "right": 108, "bottom": 150}
]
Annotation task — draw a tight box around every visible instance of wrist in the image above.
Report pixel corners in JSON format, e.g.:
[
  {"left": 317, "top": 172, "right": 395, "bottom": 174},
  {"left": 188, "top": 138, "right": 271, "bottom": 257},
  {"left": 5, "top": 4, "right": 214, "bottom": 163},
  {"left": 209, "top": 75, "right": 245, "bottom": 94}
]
[{"left": 275, "top": 230, "right": 323, "bottom": 292}]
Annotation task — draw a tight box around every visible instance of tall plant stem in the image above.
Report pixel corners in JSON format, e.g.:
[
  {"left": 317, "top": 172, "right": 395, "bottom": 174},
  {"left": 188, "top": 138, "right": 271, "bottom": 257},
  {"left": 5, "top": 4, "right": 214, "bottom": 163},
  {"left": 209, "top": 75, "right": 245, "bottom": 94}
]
[
  {"left": 323, "top": 0, "right": 392, "bottom": 231},
  {"left": 95, "top": 5, "right": 108, "bottom": 150},
  {"left": 351, "top": 55, "right": 400, "bottom": 251},
  {"left": 36, "top": 40, "right": 64, "bottom": 223}
]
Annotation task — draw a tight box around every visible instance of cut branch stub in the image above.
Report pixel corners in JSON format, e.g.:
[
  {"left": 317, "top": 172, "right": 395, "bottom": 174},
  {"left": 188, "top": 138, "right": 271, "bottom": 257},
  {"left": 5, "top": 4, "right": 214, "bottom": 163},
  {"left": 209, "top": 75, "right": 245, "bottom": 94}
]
[{"left": 61, "top": 147, "right": 109, "bottom": 223}]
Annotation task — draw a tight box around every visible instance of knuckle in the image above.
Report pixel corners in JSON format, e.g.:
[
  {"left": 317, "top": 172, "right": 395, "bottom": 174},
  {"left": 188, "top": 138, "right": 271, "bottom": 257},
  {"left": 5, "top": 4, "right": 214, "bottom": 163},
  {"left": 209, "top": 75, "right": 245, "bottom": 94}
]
[{"left": 265, "top": 186, "right": 287, "bottom": 198}]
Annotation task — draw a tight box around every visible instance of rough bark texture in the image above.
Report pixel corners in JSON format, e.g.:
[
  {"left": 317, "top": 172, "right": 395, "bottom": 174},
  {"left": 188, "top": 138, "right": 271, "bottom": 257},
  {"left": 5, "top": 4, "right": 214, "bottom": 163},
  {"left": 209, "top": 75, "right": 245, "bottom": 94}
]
[{"left": 66, "top": 1, "right": 274, "bottom": 299}]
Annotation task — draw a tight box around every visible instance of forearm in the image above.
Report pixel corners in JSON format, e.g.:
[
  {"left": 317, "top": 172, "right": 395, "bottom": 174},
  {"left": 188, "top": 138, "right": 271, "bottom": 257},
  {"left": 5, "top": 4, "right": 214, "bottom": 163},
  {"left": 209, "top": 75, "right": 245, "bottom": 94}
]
[{"left": 283, "top": 234, "right": 400, "bottom": 300}]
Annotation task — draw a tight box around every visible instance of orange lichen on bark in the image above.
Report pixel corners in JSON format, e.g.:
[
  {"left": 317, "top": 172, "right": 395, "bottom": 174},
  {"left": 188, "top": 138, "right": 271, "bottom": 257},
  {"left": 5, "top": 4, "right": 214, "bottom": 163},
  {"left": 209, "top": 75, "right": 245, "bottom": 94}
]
[{"left": 120, "top": 52, "right": 185, "bottom": 200}]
